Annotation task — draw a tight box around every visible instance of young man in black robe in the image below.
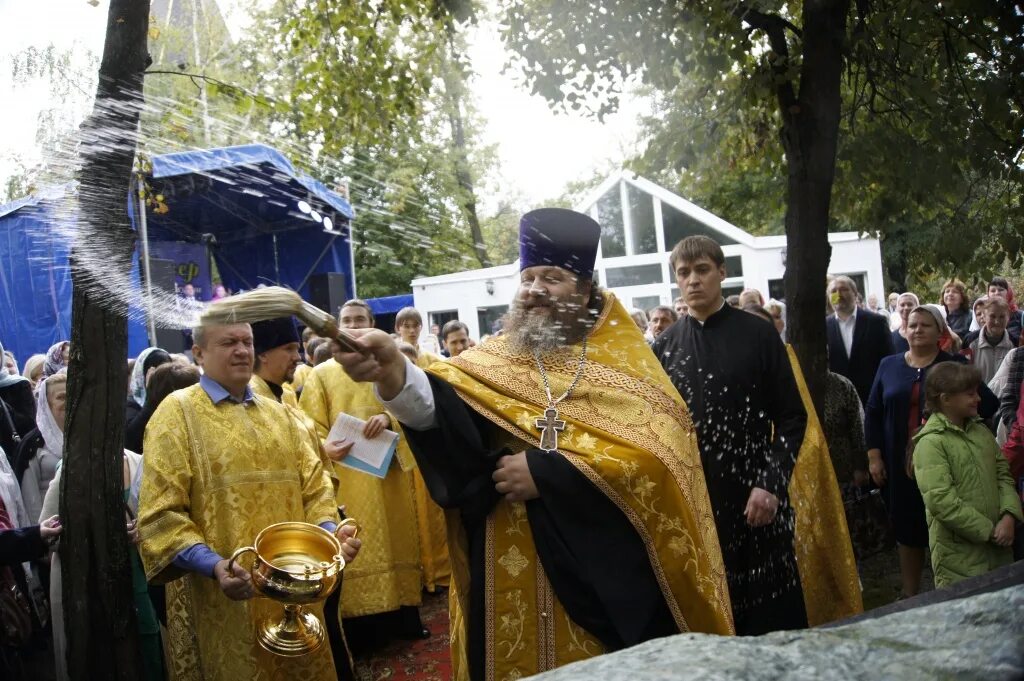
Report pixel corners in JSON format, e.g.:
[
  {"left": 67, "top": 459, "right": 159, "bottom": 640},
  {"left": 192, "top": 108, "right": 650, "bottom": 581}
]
[
  {"left": 334, "top": 209, "right": 734, "bottom": 680},
  {"left": 652, "top": 235, "right": 809, "bottom": 635}
]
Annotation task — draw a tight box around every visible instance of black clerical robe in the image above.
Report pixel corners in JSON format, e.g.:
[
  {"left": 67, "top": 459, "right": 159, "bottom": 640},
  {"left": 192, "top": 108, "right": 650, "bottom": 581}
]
[
  {"left": 402, "top": 374, "right": 678, "bottom": 681},
  {"left": 652, "top": 303, "right": 808, "bottom": 634}
]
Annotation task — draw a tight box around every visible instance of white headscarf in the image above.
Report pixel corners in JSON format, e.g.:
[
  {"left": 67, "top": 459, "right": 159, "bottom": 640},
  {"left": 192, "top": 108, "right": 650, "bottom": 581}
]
[
  {"left": 35, "top": 372, "right": 66, "bottom": 462},
  {"left": 129, "top": 347, "right": 169, "bottom": 407},
  {"left": 0, "top": 340, "right": 28, "bottom": 390},
  {"left": 0, "top": 445, "right": 30, "bottom": 529}
]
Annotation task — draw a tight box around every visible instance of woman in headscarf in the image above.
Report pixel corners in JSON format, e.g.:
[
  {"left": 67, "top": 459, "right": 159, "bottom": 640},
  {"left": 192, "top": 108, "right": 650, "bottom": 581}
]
[
  {"left": 890, "top": 292, "right": 920, "bottom": 354},
  {"left": 14, "top": 372, "right": 66, "bottom": 526},
  {"left": 0, "top": 341, "right": 35, "bottom": 467},
  {"left": 39, "top": 445, "right": 164, "bottom": 680},
  {"left": 125, "top": 362, "right": 200, "bottom": 454},
  {"left": 42, "top": 342, "right": 69, "bottom": 379},
  {"left": 124, "top": 348, "right": 172, "bottom": 437},
  {"left": 865, "top": 305, "right": 998, "bottom": 598}
]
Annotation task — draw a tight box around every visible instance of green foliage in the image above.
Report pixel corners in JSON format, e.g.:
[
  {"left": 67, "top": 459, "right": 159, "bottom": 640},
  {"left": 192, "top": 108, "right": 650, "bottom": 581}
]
[
  {"left": 229, "top": 0, "right": 495, "bottom": 295},
  {"left": 500, "top": 0, "right": 1024, "bottom": 290}
]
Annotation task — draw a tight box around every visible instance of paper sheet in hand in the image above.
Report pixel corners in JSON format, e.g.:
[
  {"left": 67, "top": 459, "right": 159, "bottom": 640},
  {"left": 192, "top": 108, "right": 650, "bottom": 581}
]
[{"left": 326, "top": 413, "right": 399, "bottom": 478}]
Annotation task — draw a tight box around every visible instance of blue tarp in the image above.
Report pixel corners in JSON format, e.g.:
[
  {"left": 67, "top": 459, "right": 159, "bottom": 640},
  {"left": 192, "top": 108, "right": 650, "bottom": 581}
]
[
  {"left": 0, "top": 144, "right": 355, "bottom": 363},
  {"left": 365, "top": 294, "right": 414, "bottom": 316}
]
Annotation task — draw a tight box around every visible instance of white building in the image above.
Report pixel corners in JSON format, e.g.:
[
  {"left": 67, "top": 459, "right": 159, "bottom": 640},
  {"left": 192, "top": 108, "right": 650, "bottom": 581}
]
[{"left": 412, "top": 171, "right": 885, "bottom": 340}]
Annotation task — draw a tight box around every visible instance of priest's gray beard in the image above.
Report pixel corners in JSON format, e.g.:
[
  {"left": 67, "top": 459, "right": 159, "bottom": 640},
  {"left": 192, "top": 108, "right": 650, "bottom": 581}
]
[{"left": 503, "top": 289, "right": 600, "bottom": 356}]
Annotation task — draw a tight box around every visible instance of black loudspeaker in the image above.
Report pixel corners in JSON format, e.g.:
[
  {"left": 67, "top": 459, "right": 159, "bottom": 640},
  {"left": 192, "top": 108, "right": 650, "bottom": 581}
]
[
  {"left": 144, "top": 257, "right": 188, "bottom": 353},
  {"left": 308, "top": 273, "right": 350, "bottom": 319}
]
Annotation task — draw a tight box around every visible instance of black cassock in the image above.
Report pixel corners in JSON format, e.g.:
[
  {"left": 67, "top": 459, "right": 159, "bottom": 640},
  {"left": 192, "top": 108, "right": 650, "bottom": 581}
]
[
  {"left": 401, "top": 375, "right": 677, "bottom": 680},
  {"left": 652, "top": 303, "right": 808, "bottom": 634}
]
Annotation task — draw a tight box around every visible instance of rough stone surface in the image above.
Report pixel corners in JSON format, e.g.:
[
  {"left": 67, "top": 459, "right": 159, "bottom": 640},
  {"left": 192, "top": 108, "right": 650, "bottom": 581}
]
[{"left": 527, "top": 586, "right": 1024, "bottom": 681}]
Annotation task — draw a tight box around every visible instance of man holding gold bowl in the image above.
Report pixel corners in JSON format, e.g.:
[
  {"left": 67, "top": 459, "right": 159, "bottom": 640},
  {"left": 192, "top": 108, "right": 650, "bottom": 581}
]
[{"left": 138, "top": 310, "right": 360, "bottom": 680}]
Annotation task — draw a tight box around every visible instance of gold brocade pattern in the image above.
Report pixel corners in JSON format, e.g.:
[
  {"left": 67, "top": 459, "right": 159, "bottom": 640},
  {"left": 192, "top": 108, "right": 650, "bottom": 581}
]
[
  {"left": 412, "top": 353, "right": 452, "bottom": 591},
  {"left": 250, "top": 375, "right": 339, "bottom": 496},
  {"left": 431, "top": 293, "right": 734, "bottom": 679},
  {"left": 289, "top": 362, "right": 311, "bottom": 393},
  {"left": 137, "top": 384, "right": 338, "bottom": 680},
  {"left": 299, "top": 361, "right": 422, "bottom": 617},
  {"left": 785, "top": 347, "right": 864, "bottom": 624},
  {"left": 485, "top": 502, "right": 605, "bottom": 681}
]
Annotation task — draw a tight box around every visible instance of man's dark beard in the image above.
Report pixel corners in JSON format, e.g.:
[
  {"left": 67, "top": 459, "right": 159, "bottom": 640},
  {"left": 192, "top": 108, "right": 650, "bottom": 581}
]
[{"left": 503, "top": 293, "right": 595, "bottom": 355}]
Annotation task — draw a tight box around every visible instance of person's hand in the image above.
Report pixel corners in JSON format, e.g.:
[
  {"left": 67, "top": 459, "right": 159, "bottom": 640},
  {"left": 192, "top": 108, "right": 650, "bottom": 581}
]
[
  {"left": 492, "top": 452, "right": 539, "bottom": 502},
  {"left": 40, "top": 515, "right": 62, "bottom": 541},
  {"left": 214, "top": 559, "right": 254, "bottom": 601},
  {"left": 992, "top": 514, "right": 1015, "bottom": 547},
  {"left": 852, "top": 469, "right": 870, "bottom": 488},
  {"left": 336, "top": 523, "right": 362, "bottom": 564},
  {"left": 868, "top": 449, "right": 887, "bottom": 487},
  {"left": 363, "top": 414, "right": 390, "bottom": 439},
  {"left": 332, "top": 328, "right": 406, "bottom": 399},
  {"left": 324, "top": 438, "right": 354, "bottom": 462},
  {"left": 744, "top": 487, "right": 779, "bottom": 527},
  {"left": 126, "top": 519, "right": 140, "bottom": 545}
]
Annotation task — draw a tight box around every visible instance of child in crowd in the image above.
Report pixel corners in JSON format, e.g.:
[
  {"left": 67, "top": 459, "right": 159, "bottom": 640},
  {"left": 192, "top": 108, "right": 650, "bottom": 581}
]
[
  {"left": 911, "top": 362, "right": 1022, "bottom": 588},
  {"left": 964, "top": 297, "right": 1015, "bottom": 384}
]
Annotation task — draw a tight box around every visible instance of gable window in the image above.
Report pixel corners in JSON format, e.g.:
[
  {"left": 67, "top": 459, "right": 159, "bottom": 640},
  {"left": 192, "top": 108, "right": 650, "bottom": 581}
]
[
  {"left": 596, "top": 183, "right": 625, "bottom": 258},
  {"left": 626, "top": 184, "right": 657, "bottom": 255},
  {"left": 661, "top": 201, "right": 738, "bottom": 249}
]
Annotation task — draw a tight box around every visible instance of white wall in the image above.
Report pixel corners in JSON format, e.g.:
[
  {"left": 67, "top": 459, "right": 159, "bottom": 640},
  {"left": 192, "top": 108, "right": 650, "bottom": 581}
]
[
  {"left": 412, "top": 232, "right": 885, "bottom": 340},
  {"left": 412, "top": 265, "right": 518, "bottom": 341}
]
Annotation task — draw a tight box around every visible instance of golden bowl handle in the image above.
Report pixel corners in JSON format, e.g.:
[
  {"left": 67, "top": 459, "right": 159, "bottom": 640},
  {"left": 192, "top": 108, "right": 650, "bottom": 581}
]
[
  {"left": 227, "top": 546, "right": 257, "bottom": 574},
  {"left": 337, "top": 517, "right": 360, "bottom": 539}
]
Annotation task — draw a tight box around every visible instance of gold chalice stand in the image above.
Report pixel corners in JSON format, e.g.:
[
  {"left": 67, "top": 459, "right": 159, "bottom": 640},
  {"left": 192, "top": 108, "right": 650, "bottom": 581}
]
[{"left": 228, "top": 519, "right": 357, "bottom": 656}]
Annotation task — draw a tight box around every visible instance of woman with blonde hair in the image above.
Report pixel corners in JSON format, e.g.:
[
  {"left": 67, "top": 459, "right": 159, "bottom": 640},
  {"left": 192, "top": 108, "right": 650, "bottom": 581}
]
[
  {"left": 20, "top": 355, "right": 45, "bottom": 391},
  {"left": 941, "top": 278, "right": 972, "bottom": 338}
]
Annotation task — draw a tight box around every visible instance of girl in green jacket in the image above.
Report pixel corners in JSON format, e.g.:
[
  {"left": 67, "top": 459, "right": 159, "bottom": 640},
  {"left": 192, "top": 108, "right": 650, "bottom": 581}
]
[{"left": 911, "top": 362, "right": 1023, "bottom": 588}]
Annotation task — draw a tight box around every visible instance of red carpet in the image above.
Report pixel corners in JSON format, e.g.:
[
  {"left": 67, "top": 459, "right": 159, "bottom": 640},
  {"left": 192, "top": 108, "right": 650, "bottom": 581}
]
[{"left": 354, "top": 591, "right": 452, "bottom": 680}]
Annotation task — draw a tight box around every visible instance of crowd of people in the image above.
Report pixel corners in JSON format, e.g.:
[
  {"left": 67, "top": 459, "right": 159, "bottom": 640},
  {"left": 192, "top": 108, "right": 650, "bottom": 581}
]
[{"left": 0, "top": 208, "right": 1021, "bottom": 679}]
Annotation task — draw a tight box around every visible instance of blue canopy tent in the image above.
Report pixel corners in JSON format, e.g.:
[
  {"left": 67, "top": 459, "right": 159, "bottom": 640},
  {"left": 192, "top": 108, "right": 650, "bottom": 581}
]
[
  {"left": 0, "top": 188, "right": 75, "bottom": 362},
  {"left": 365, "top": 293, "right": 414, "bottom": 331},
  {"left": 0, "top": 144, "right": 355, "bottom": 362}
]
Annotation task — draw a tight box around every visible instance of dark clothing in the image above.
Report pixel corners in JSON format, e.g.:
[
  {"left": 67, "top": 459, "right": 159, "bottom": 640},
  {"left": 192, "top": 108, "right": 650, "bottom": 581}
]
[
  {"left": 0, "top": 382, "right": 35, "bottom": 466},
  {"left": 125, "top": 398, "right": 151, "bottom": 454},
  {"left": 891, "top": 329, "right": 909, "bottom": 355},
  {"left": 11, "top": 429, "right": 43, "bottom": 483},
  {"left": 651, "top": 303, "right": 808, "bottom": 634},
  {"left": 944, "top": 308, "right": 973, "bottom": 339},
  {"left": 997, "top": 347, "right": 1024, "bottom": 428},
  {"left": 1008, "top": 310, "right": 1023, "bottom": 347},
  {"left": 0, "top": 525, "right": 46, "bottom": 565},
  {"left": 402, "top": 375, "right": 677, "bottom": 680},
  {"left": 827, "top": 309, "right": 895, "bottom": 405},
  {"left": 864, "top": 352, "right": 998, "bottom": 547},
  {"left": 822, "top": 371, "right": 866, "bottom": 486}
]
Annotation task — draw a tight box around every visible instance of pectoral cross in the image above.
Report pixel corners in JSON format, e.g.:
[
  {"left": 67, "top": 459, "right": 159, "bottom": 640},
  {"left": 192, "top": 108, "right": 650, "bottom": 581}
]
[{"left": 535, "top": 408, "right": 565, "bottom": 452}]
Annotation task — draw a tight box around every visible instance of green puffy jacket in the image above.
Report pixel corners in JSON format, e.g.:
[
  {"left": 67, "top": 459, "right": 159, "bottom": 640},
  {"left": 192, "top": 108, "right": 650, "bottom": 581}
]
[{"left": 912, "top": 413, "right": 1023, "bottom": 588}]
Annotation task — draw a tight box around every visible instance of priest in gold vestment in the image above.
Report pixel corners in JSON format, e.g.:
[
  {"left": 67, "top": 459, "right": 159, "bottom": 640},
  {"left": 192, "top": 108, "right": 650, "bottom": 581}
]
[
  {"left": 396, "top": 305, "right": 452, "bottom": 592},
  {"left": 335, "top": 209, "right": 734, "bottom": 681},
  {"left": 248, "top": 317, "right": 356, "bottom": 677},
  {"left": 300, "top": 300, "right": 427, "bottom": 643},
  {"left": 138, "top": 320, "right": 359, "bottom": 681}
]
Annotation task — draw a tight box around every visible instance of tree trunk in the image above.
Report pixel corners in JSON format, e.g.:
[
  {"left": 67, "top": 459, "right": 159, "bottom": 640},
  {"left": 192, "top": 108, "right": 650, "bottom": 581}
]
[
  {"left": 441, "top": 33, "right": 491, "bottom": 269},
  {"left": 61, "top": 1, "right": 151, "bottom": 678},
  {"left": 782, "top": 0, "right": 850, "bottom": 421}
]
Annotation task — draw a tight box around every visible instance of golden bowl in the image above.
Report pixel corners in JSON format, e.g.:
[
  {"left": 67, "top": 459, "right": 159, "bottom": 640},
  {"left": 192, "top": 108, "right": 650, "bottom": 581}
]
[{"left": 229, "top": 519, "right": 356, "bottom": 656}]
